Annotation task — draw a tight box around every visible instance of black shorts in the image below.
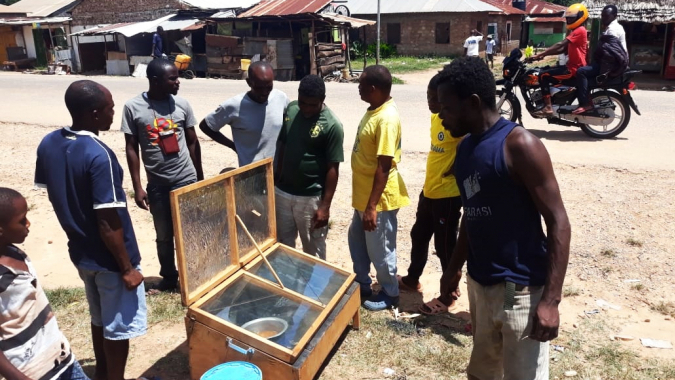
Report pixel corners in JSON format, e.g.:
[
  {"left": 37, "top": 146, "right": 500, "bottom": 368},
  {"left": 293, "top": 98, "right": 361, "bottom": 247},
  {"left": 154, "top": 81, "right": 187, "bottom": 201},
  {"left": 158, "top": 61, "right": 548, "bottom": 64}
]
[{"left": 487, "top": 54, "right": 494, "bottom": 61}]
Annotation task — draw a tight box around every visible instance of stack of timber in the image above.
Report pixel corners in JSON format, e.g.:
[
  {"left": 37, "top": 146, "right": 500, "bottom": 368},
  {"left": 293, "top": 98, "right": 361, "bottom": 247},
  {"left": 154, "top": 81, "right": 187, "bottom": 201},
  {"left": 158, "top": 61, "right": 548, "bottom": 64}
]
[
  {"left": 206, "top": 34, "right": 245, "bottom": 78},
  {"left": 316, "top": 43, "right": 345, "bottom": 77}
]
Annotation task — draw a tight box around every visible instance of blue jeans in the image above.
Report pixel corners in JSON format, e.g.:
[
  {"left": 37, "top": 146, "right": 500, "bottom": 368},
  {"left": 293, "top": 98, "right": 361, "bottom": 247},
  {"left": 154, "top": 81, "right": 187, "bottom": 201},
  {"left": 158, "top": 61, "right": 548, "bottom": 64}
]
[
  {"left": 577, "top": 63, "right": 601, "bottom": 107},
  {"left": 147, "top": 180, "right": 195, "bottom": 283},
  {"left": 57, "top": 361, "right": 90, "bottom": 380},
  {"left": 348, "top": 209, "right": 399, "bottom": 297},
  {"left": 78, "top": 266, "right": 147, "bottom": 340}
]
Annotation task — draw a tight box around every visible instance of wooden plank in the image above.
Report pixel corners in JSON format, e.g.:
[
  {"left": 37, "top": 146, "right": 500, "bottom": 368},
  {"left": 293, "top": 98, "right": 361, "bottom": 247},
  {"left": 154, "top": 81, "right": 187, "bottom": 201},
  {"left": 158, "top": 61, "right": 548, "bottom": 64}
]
[
  {"left": 266, "top": 162, "right": 277, "bottom": 242},
  {"left": 309, "top": 22, "right": 316, "bottom": 76},
  {"left": 205, "top": 34, "right": 240, "bottom": 48},
  {"left": 295, "top": 283, "right": 360, "bottom": 380},
  {"left": 319, "top": 63, "right": 345, "bottom": 76},
  {"left": 275, "top": 244, "right": 352, "bottom": 276},
  {"left": 188, "top": 321, "right": 296, "bottom": 380},
  {"left": 318, "top": 55, "right": 344, "bottom": 67},
  {"left": 242, "top": 271, "right": 324, "bottom": 309},
  {"left": 289, "top": 271, "right": 355, "bottom": 360},
  {"left": 317, "top": 50, "right": 341, "bottom": 59},
  {"left": 225, "top": 176, "right": 240, "bottom": 267},
  {"left": 189, "top": 307, "right": 295, "bottom": 363},
  {"left": 170, "top": 190, "right": 190, "bottom": 305}
]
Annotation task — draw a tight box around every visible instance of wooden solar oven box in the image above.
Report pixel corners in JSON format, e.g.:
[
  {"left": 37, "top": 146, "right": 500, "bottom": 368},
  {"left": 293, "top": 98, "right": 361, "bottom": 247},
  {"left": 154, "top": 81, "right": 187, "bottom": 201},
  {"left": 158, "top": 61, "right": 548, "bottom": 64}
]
[{"left": 170, "top": 159, "right": 360, "bottom": 380}]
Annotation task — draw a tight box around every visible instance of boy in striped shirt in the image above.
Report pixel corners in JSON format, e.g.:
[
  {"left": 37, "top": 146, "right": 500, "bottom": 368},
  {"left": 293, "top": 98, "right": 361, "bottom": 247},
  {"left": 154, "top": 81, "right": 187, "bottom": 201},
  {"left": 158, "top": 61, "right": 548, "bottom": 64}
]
[{"left": 0, "top": 187, "right": 89, "bottom": 380}]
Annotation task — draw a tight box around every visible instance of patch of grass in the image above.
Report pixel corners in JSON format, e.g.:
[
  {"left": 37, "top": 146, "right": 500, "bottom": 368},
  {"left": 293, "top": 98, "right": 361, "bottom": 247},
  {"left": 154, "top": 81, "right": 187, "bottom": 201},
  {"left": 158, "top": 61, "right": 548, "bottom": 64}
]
[
  {"left": 46, "top": 287, "right": 87, "bottom": 309},
  {"left": 353, "top": 56, "right": 451, "bottom": 74},
  {"left": 147, "top": 292, "right": 185, "bottom": 325},
  {"left": 650, "top": 301, "right": 675, "bottom": 318},
  {"left": 392, "top": 76, "right": 405, "bottom": 85},
  {"left": 563, "top": 286, "right": 580, "bottom": 297},
  {"left": 27, "top": 203, "right": 36, "bottom": 211},
  {"left": 126, "top": 190, "right": 135, "bottom": 199},
  {"left": 46, "top": 287, "right": 184, "bottom": 327},
  {"left": 323, "top": 310, "right": 472, "bottom": 378},
  {"left": 602, "top": 267, "right": 613, "bottom": 275},
  {"left": 626, "top": 238, "right": 644, "bottom": 247},
  {"left": 601, "top": 248, "right": 617, "bottom": 258},
  {"left": 631, "top": 283, "right": 644, "bottom": 291},
  {"left": 549, "top": 318, "right": 675, "bottom": 380}
]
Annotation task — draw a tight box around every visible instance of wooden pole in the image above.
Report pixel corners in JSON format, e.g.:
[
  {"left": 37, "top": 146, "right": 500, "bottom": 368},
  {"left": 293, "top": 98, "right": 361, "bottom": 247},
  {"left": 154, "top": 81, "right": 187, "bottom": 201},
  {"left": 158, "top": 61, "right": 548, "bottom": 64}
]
[
  {"left": 376, "top": 0, "right": 380, "bottom": 65},
  {"left": 309, "top": 20, "right": 317, "bottom": 75},
  {"left": 235, "top": 214, "right": 285, "bottom": 289}
]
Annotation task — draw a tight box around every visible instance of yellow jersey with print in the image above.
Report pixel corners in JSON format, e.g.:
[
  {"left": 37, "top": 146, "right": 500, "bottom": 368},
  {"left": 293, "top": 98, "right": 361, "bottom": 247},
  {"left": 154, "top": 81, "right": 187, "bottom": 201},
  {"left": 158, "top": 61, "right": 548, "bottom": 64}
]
[
  {"left": 423, "top": 114, "right": 462, "bottom": 199},
  {"left": 351, "top": 99, "right": 410, "bottom": 212}
]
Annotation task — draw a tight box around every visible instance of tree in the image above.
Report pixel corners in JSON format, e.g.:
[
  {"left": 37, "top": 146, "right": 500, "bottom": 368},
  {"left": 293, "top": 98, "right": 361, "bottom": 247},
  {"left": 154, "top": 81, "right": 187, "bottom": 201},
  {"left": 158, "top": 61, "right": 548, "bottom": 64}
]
[{"left": 0, "top": 0, "right": 23, "bottom": 5}]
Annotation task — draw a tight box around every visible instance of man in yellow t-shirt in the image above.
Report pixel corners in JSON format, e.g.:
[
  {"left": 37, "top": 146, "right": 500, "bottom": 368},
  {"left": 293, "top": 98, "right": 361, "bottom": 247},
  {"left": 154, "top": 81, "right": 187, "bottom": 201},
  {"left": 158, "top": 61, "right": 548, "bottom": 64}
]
[
  {"left": 349, "top": 65, "right": 410, "bottom": 311},
  {"left": 398, "top": 74, "right": 463, "bottom": 315}
]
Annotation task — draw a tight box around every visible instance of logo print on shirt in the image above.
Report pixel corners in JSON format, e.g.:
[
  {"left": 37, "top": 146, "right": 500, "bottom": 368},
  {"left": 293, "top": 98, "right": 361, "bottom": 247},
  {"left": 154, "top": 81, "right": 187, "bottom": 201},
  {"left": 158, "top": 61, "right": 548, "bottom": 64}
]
[
  {"left": 310, "top": 124, "right": 323, "bottom": 138},
  {"left": 463, "top": 171, "right": 481, "bottom": 199},
  {"left": 146, "top": 118, "right": 177, "bottom": 146},
  {"left": 437, "top": 131, "right": 445, "bottom": 141}
]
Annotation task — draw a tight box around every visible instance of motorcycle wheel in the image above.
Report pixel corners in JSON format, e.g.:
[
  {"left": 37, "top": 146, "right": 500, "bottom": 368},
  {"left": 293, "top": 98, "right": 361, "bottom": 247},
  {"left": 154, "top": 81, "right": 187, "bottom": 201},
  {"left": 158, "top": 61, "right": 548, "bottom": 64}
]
[
  {"left": 580, "top": 91, "right": 631, "bottom": 139},
  {"left": 496, "top": 90, "right": 521, "bottom": 122}
]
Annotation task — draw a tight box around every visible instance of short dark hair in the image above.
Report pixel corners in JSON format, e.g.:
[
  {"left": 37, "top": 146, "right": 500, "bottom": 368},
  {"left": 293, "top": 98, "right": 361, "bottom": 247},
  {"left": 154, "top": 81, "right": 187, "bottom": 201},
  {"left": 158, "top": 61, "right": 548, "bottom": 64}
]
[
  {"left": 146, "top": 58, "right": 174, "bottom": 79},
  {"left": 298, "top": 75, "right": 325, "bottom": 99},
  {"left": 437, "top": 57, "right": 496, "bottom": 110},
  {"left": 64, "top": 80, "right": 107, "bottom": 118},
  {"left": 0, "top": 187, "right": 23, "bottom": 225},
  {"left": 428, "top": 73, "right": 441, "bottom": 91},
  {"left": 157, "top": 26, "right": 164, "bottom": 33},
  {"left": 363, "top": 65, "right": 392, "bottom": 94},
  {"left": 603, "top": 4, "right": 618, "bottom": 17}
]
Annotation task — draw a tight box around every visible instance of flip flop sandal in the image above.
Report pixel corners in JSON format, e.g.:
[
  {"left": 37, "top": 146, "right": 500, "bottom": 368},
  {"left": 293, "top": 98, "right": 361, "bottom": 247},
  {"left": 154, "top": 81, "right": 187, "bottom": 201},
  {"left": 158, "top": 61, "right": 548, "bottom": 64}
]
[
  {"left": 419, "top": 298, "right": 451, "bottom": 315},
  {"left": 572, "top": 105, "right": 593, "bottom": 115},
  {"left": 397, "top": 275, "right": 423, "bottom": 292}
]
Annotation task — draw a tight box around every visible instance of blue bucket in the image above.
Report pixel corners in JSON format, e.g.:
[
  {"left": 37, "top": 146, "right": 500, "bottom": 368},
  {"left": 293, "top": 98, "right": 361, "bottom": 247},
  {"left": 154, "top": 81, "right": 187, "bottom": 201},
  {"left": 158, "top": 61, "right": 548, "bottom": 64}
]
[{"left": 200, "top": 362, "right": 262, "bottom": 380}]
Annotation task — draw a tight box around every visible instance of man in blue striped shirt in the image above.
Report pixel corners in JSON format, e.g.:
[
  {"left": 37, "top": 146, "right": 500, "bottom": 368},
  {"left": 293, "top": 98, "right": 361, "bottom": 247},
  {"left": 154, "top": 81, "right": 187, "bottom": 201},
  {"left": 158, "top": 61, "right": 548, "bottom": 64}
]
[{"left": 34, "top": 80, "right": 147, "bottom": 380}]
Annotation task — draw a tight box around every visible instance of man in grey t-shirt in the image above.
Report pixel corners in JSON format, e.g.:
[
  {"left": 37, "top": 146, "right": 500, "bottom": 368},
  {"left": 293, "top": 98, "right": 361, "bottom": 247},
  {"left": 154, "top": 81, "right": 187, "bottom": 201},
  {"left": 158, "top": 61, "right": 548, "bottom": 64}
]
[
  {"left": 200, "top": 61, "right": 289, "bottom": 167},
  {"left": 122, "top": 59, "right": 203, "bottom": 293}
]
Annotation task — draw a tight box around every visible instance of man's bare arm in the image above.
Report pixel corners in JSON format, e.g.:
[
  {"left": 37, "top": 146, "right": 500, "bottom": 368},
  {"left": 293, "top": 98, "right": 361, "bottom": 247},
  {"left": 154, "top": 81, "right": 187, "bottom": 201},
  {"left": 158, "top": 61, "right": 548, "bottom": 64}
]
[
  {"left": 362, "top": 156, "right": 391, "bottom": 231},
  {"left": 96, "top": 208, "right": 144, "bottom": 290},
  {"left": 124, "top": 134, "right": 148, "bottom": 210},
  {"left": 506, "top": 127, "right": 571, "bottom": 342},
  {"left": 185, "top": 127, "right": 204, "bottom": 181},
  {"left": 199, "top": 120, "right": 237, "bottom": 152}
]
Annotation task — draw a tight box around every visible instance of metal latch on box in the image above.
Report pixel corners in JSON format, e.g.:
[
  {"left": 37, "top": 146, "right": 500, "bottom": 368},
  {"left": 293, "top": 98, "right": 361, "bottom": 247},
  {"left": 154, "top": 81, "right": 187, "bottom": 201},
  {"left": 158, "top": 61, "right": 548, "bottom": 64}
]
[{"left": 226, "top": 338, "right": 255, "bottom": 359}]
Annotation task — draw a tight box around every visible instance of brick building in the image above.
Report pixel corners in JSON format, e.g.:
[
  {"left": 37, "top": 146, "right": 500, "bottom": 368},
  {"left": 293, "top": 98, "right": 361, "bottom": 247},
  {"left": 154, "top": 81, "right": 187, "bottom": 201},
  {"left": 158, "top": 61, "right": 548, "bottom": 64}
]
[{"left": 347, "top": 0, "right": 524, "bottom": 56}]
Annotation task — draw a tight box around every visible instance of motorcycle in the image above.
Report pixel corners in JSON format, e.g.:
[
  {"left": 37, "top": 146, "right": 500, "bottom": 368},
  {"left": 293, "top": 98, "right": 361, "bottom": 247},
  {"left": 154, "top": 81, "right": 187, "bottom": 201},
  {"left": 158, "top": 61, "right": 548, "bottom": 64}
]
[{"left": 496, "top": 48, "right": 641, "bottom": 139}]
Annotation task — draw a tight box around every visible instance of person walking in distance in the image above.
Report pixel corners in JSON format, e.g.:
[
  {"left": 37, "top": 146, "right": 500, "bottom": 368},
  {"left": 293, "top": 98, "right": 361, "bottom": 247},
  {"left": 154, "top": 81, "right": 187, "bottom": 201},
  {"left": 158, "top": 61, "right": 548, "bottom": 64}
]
[
  {"left": 152, "top": 26, "right": 164, "bottom": 59},
  {"left": 464, "top": 29, "right": 484, "bottom": 57},
  {"left": 485, "top": 34, "right": 496, "bottom": 68},
  {"left": 397, "top": 74, "right": 463, "bottom": 315},
  {"left": 349, "top": 65, "right": 410, "bottom": 311},
  {"left": 275, "top": 75, "right": 344, "bottom": 260},
  {"left": 35, "top": 80, "right": 147, "bottom": 380},
  {"left": 122, "top": 58, "right": 203, "bottom": 293},
  {"left": 438, "top": 57, "right": 571, "bottom": 379}
]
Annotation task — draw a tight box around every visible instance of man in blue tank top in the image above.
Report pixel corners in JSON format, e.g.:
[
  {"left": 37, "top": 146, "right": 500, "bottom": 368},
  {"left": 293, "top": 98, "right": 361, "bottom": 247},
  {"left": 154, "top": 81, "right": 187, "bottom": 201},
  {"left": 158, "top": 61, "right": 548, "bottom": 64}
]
[{"left": 437, "top": 57, "right": 571, "bottom": 379}]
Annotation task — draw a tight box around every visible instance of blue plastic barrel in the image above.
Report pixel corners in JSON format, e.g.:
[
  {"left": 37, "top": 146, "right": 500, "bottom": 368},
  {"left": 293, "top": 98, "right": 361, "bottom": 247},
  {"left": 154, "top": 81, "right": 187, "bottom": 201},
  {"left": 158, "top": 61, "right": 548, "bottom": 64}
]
[{"left": 200, "top": 362, "right": 262, "bottom": 380}]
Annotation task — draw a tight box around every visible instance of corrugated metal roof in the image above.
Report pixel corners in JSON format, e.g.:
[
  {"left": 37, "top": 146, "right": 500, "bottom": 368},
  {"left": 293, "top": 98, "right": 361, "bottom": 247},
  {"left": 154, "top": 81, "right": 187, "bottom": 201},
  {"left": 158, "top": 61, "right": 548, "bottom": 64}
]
[
  {"left": 0, "top": 0, "right": 78, "bottom": 17},
  {"left": 320, "top": 13, "right": 376, "bottom": 28},
  {"left": 0, "top": 16, "right": 70, "bottom": 25},
  {"left": 481, "top": 0, "right": 527, "bottom": 15},
  {"left": 239, "top": 0, "right": 332, "bottom": 17},
  {"left": 346, "top": 0, "right": 501, "bottom": 14},
  {"left": 526, "top": 16, "right": 565, "bottom": 22},
  {"left": 71, "top": 14, "right": 202, "bottom": 37},
  {"left": 489, "top": 0, "right": 565, "bottom": 15},
  {"left": 211, "top": 10, "right": 237, "bottom": 18},
  {"left": 179, "top": 0, "right": 262, "bottom": 10},
  {"left": 584, "top": 0, "right": 675, "bottom": 23}
]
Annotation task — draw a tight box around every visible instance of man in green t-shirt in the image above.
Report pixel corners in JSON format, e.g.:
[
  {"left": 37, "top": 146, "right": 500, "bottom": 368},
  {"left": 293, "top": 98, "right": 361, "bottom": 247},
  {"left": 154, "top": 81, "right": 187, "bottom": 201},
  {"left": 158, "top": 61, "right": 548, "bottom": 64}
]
[{"left": 275, "top": 75, "right": 344, "bottom": 260}]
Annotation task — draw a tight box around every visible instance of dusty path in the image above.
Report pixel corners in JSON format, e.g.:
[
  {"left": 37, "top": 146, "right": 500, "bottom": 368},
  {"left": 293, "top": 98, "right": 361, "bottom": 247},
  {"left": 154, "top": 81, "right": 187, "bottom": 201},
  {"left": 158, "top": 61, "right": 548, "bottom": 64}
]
[{"left": 1, "top": 72, "right": 674, "bottom": 377}]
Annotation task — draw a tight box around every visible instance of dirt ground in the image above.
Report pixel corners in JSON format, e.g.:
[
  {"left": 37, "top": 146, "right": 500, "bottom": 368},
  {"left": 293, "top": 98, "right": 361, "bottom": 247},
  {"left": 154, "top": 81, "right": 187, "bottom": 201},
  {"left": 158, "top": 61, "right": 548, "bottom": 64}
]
[{"left": 1, "top": 71, "right": 674, "bottom": 378}]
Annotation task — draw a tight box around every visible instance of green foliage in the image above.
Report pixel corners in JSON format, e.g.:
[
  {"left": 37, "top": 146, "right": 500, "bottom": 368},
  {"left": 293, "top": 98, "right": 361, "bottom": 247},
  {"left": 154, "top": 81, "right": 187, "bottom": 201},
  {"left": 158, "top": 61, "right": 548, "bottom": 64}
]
[{"left": 350, "top": 41, "right": 398, "bottom": 59}]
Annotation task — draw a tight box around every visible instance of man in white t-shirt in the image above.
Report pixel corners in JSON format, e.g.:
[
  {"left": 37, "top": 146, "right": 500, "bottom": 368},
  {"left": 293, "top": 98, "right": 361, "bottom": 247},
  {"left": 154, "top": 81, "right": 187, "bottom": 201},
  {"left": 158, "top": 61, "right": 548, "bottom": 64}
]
[
  {"left": 602, "top": 4, "right": 627, "bottom": 52},
  {"left": 485, "top": 34, "right": 497, "bottom": 68},
  {"left": 464, "top": 29, "right": 483, "bottom": 57}
]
